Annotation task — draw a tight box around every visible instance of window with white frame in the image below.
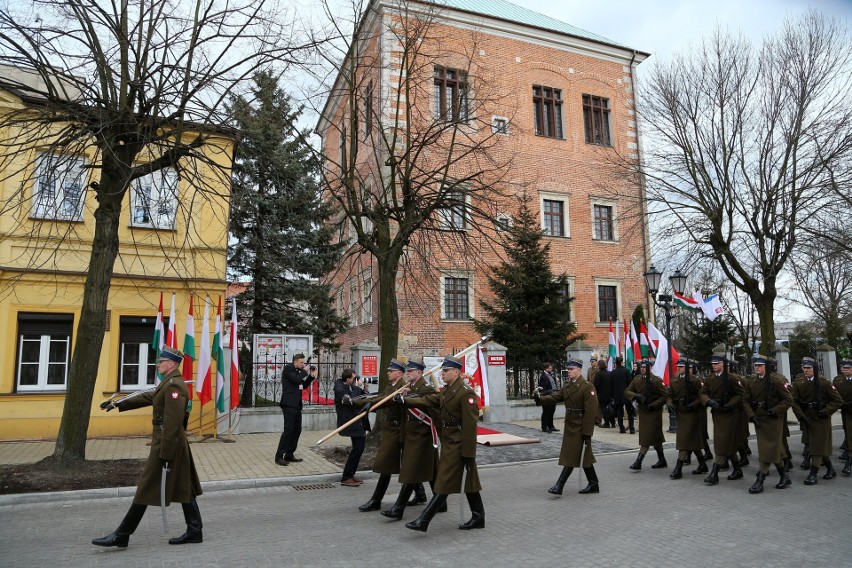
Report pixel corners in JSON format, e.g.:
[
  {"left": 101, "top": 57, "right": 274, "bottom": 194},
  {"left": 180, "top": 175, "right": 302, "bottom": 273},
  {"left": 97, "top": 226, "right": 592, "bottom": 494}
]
[
  {"left": 349, "top": 280, "right": 359, "bottom": 326},
  {"left": 557, "top": 278, "right": 575, "bottom": 322},
  {"left": 495, "top": 213, "right": 512, "bottom": 232},
  {"left": 540, "top": 192, "right": 569, "bottom": 237},
  {"left": 440, "top": 272, "right": 473, "bottom": 320},
  {"left": 119, "top": 316, "right": 158, "bottom": 390},
  {"left": 31, "top": 152, "right": 88, "bottom": 221},
  {"left": 491, "top": 116, "right": 509, "bottom": 135},
  {"left": 592, "top": 202, "right": 617, "bottom": 241},
  {"left": 16, "top": 313, "right": 73, "bottom": 391},
  {"left": 439, "top": 188, "right": 468, "bottom": 230},
  {"left": 131, "top": 169, "right": 178, "bottom": 229},
  {"left": 361, "top": 269, "right": 373, "bottom": 324},
  {"left": 595, "top": 280, "right": 621, "bottom": 323}
]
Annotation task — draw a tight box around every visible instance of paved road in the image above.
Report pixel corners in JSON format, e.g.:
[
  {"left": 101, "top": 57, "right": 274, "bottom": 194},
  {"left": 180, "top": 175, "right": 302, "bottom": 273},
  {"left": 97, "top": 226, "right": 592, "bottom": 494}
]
[{"left": 3, "top": 440, "right": 850, "bottom": 568}]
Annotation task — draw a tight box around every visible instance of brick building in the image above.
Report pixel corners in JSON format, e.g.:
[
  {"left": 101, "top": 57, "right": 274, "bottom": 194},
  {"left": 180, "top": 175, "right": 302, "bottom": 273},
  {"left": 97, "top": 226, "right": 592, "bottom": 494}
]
[{"left": 317, "top": 0, "right": 651, "bottom": 360}]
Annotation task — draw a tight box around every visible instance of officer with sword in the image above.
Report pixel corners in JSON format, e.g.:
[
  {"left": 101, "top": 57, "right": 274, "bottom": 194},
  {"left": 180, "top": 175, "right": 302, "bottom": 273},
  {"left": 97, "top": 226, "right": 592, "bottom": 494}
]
[{"left": 92, "top": 345, "right": 203, "bottom": 548}]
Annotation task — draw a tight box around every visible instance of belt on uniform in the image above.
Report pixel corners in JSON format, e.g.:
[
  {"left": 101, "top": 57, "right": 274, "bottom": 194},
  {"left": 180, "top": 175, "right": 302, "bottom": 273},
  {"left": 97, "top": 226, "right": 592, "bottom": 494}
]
[
  {"left": 565, "top": 408, "right": 584, "bottom": 416},
  {"left": 750, "top": 402, "right": 770, "bottom": 409},
  {"left": 152, "top": 418, "right": 164, "bottom": 426},
  {"left": 442, "top": 420, "right": 462, "bottom": 428},
  {"left": 805, "top": 402, "right": 823, "bottom": 409}
]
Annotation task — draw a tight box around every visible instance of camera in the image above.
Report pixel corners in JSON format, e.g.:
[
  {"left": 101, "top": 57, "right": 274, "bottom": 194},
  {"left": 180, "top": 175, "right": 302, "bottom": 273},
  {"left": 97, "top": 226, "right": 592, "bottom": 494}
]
[
  {"left": 309, "top": 365, "right": 317, "bottom": 371},
  {"left": 360, "top": 376, "right": 380, "bottom": 384}
]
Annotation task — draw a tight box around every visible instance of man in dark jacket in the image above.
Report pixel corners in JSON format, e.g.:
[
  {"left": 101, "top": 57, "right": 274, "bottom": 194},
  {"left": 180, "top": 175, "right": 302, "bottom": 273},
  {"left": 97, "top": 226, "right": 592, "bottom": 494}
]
[
  {"left": 609, "top": 356, "right": 633, "bottom": 433},
  {"left": 92, "top": 346, "right": 203, "bottom": 548},
  {"left": 335, "top": 368, "right": 369, "bottom": 486},
  {"left": 274, "top": 353, "right": 317, "bottom": 466},
  {"left": 538, "top": 362, "right": 559, "bottom": 433},
  {"left": 595, "top": 359, "right": 614, "bottom": 427}
]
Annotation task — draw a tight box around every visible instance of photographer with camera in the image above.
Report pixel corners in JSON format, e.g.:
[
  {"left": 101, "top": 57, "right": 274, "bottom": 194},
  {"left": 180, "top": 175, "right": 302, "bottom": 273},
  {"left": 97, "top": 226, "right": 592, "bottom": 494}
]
[
  {"left": 274, "top": 353, "right": 317, "bottom": 466},
  {"left": 335, "top": 368, "right": 370, "bottom": 486}
]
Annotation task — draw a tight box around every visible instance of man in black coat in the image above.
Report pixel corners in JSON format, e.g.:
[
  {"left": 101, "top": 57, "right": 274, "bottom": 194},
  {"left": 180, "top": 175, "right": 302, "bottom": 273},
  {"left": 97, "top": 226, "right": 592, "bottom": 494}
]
[
  {"left": 609, "top": 356, "right": 634, "bottom": 433},
  {"left": 274, "top": 353, "right": 317, "bottom": 465},
  {"left": 538, "top": 362, "right": 559, "bottom": 433},
  {"left": 335, "top": 368, "right": 369, "bottom": 486},
  {"left": 595, "top": 360, "right": 614, "bottom": 428}
]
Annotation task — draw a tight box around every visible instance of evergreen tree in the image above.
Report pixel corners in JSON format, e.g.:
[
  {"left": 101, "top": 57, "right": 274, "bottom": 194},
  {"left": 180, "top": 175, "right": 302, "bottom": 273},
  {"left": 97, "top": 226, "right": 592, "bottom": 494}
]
[
  {"left": 682, "top": 315, "right": 738, "bottom": 370},
  {"left": 228, "top": 71, "right": 347, "bottom": 353},
  {"left": 475, "top": 199, "right": 582, "bottom": 386}
]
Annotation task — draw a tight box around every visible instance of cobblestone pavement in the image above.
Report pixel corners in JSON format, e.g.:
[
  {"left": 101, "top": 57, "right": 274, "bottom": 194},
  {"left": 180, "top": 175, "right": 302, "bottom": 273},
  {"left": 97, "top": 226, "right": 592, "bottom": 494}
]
[{"left": 2, "top": 437, "right": 851, "bottom": 568}]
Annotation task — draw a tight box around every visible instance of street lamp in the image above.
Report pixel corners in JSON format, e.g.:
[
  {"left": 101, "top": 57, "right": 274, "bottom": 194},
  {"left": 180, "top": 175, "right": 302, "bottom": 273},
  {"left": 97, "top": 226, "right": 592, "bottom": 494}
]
[{"left": 643, "top": 265, "right": 689, "bottom": 432}]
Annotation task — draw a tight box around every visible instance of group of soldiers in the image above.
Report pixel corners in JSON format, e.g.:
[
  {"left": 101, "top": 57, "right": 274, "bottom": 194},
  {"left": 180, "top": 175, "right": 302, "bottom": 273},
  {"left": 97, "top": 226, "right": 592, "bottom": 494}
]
[
  {"left": 533, "top": 354, "right": 852, "bottom": 496},
  {"left": 345, "top": 355, "right": 484, "bottom": 533}
]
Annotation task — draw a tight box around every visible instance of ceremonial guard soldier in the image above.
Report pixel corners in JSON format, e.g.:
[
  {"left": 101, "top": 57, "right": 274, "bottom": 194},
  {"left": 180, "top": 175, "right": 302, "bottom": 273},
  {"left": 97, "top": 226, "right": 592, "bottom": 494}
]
[
  {"left": 381, "top": 359, "right": 442, "bottom": 520},
  {"left": 742, "top": 356, "right": 794, "bottom": 493},
  {"left": 768, "top": 357, "right": 794, "bottom": 471},
  {"left": 791, "top": 357, "right": 843, "bottom": 485},
  {"left": 92, "top": 346, "right": 203, "bottom": 548},
  {"left": 667, "top": 358, "right": 708, "bottom": 478},
  {"left": 356, "top": 359, "right": 406, "bottom": 512},
  {"left": 699, "top": 355, "right": 746, "bottom": 484},
  {"left": 625, "top": 359, "right": 669, "bottom": 471},
  {"left": 833, "top": 359, "right": 852, "bottom": 475},
  {"left": 400, "top": 355, "right": 484, "bottom": 532},
  {"left": 533, "top": 359, "right": 599, "bottom": 496}
]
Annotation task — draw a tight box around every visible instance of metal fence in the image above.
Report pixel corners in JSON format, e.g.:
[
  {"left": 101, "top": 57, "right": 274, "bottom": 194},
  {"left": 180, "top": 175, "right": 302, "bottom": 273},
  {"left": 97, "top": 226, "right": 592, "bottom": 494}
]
[{"left": 241, "top": 351, "right": 357, "bottom": 408}]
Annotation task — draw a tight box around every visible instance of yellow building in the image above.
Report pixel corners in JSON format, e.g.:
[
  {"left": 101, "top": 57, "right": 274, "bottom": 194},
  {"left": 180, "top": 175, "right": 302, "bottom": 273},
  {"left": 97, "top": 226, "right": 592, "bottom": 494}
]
[{"left": 0, "top": 69, "right": 235, "bottom": 440}]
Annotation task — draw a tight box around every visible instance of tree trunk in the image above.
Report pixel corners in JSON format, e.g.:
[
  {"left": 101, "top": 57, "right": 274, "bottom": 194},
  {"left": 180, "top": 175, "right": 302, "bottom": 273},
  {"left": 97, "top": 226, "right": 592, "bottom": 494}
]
[
  {"left": 752, "top": 290, "right": 777, "bottom": 357},
  {"left": 376, "top": 253, "right": 401, "bottom": 389},
  {"left": 52, "top": 153, "right": 131, "bottom": 463}
]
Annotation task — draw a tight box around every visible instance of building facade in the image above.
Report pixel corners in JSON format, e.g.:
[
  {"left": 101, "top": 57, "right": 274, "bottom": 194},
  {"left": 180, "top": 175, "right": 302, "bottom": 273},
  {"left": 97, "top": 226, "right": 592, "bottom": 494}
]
[
  {"left": 0, "top": 70, "right": 234, "bottom": 439},
  {"left": 318, "top": 0, "right": 651, "bottom": 360}
]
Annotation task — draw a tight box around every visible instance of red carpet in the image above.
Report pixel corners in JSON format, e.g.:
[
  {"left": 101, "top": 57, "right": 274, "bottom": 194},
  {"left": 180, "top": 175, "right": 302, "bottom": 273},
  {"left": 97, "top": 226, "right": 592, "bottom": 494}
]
[{"left": 477, "top": 426, "right": 502, "bottom": 435}]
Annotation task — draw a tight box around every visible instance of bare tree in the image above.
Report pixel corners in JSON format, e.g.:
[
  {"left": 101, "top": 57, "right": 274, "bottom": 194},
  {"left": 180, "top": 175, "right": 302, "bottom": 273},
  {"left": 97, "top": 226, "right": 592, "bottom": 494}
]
[
  {"left": 633, "top": 11, "right": 852, "bottom": 354},
  {"left": 311, "top": 0, "right": 515, "bottom": 376},
  {"left": 0, "top": 0, "right": 321, "bottom": 463}
]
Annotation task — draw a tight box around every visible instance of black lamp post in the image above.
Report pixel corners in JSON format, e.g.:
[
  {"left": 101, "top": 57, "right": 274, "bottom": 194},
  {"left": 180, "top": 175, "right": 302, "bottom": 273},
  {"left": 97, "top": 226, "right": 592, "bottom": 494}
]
[{"left": 644, "top": 265, "right": 688, "bottom": 433}]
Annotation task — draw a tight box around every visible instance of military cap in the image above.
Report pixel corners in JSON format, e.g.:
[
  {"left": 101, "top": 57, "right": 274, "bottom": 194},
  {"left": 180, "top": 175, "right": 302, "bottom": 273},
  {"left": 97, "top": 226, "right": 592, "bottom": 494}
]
[
  {"left": 753, "top": 355, "right": 768, "bottom": 366},
  {"left": 800, "top": 357, "right": 816, "bottom": 368},
  {"left": 710, "top": 355, "right": 726, "bottom": 364},
  {"left": 840, "top": 358, "right": 852, "bottom": 368},
  {"left": 639, "top": 358, "right": 651, "bottom": 366},
  {"left": 405, "top": 359, "right": 425, "bottom": 371},
  {"left": 157, "top": 345, "right": 184, "bottom": 363},
  {"left": 566, "top": 358, "right": 583, "bottom": 369},
  {"left": 387, "top": 359, "right": 406, "bottom": 372},
  {"left": 441, "top": 355, "right": 463, "bottom": 370}
]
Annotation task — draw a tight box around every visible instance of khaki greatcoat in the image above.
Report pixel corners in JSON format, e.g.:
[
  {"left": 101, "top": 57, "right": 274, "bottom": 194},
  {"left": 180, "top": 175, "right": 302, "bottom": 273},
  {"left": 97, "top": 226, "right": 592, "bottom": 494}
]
[
  {"left": 118, "top": 368, "right": 202, "bottom": 506},
  {"left": 742, "top": 374, "right": 793, "bottom": 464},
  {"left": 356, "top": 378, "right": 405, "bottom": 474},
  {"left": 669, "top": 372, "right": 704, "bottom": 452},
  {"left": 699, "top": 373, "right": 746, "bottom": 457},
  {"left": 398, "top": 377, "right": 439, "bottom": 484},
  {"left": 833, "top": 375, "right": 852, "bottom": 444},
  {"left": 791, "top": 376, "right": 843, "bottom": 458},
  {"left": 625, "top": 373, "right": 668, "bottom": 447},
  {"left": 537, "top": 378, "right": 598, "bottom": 468}
]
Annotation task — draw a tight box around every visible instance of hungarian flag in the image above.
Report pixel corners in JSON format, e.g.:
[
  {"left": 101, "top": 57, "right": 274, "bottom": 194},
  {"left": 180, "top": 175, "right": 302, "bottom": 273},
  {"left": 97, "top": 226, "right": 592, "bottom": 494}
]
[
  {"left": 673, "top": 291, "right": 700, "bottom": 311},
  {"left": 607, "top": 320, "right": 617, "bottom": 371},
  {"left": 182, "top": 296, "right": 196, "bottom": 401},
  {"left": 166, "top": 293, "right": 178, "bottom": 348},
  {"left": 630, "top": 321, "right": 640, "bottom": 363},
  {"left": 229, "top": 298, "right": 240, "bottom": 411},
  {"left": 624, "top": 320, "right": 635, "bottom": 370},
  {"left": 639, "top": 321, "right": 651, "bottom": 357},
  {"left": 153, "top": 293, "right": 165, "bottom": 383},
  {"left": 213, "top": 297, "right": 226, "bottom": 414},
  {"left": 647, "top": 321, "right": 679, "bottom": 385},
  {"left": 196, "top": 297, "right": 212, "bottom": 405},
  {"left": 462, "top": 346, "right": 489, "bottom": 411}
]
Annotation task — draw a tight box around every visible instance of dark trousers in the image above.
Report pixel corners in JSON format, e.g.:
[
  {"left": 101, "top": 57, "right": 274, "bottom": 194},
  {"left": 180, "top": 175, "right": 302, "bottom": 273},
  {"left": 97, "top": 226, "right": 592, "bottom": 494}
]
[
  {"left": 541, "top": 405, "right": 556, "bottom": 430},
  {"left": 613, "top": 402, "right": 635, "bottom": 427},
  {"left": 343, "top": 436, "right": 365, "bottom": 480},
  {"left": 276, "top": 405, "right": 302, "bottom": 459}
]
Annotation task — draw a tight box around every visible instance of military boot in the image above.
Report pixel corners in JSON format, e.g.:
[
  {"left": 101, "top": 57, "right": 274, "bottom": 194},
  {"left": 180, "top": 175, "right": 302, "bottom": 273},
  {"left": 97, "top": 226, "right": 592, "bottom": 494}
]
[
  {"left": 629, "top": 451, "right": 645, "bottom": 471},
  {"left": 579, "top": 466, "right": 599, "bottom": 494},
  {"left": 719, "top": 458, "right": 730, "bottom": 472},
  {"left": 748, "top": 472, "right": 766, "bottom": 494},
  {"left": 784, "top": 456, "right": 794, "bottom": 472},
  {"left": 703, "top": 445, "right": 714, "bottom": 462},
  {"left": 359, "top": 474, "right": 391, "bottom": 512},
  {"left": 405, "top": 494, "right": 448, "bottom": 532},
  {"left": 727, "top": 463, "right": 744, "bottom": 480},
  {"left": 92, "top": 503, "right": 146, "bottom": 548},
  {"left": 650, "top": 447, "right": 667, "bottom": 469},
  {"left": 407, "top": 483, "right": 427, "bottom": 506},
  {"left": 738, "top": 449, "right": 750, "bottom": 468},
  {"left": 822, "top": 458, "right": 837, "bottom": 480},
  {"left": 842, "top": 456, "right": 852, "bottom": 476},
  {"left": 459, "top": 492, "right": 485, "bottom": 530},
  {"left": 169, "top": 498, "right": 203, "bottom": 545},
  {"left": 381, "top": 484, "right": 414, "bottom": 520},
  {"left": 775, "top": 465, "right": 791, "bottom": 489},
  {"left": 692, "top": 455, "right": 709, "bottom": 475},
  {"left": 804, "top": 465, "right": 820, "bottom": 485},
  {"left": 800, "top": 452, "right": 812, "bottom": 470},
  {"left": 670, "top": 459, "right": 685, "bottom": 479},
  {"left": 704, "top": 463, "right": 721, "bottom": 485},
  {"left": 547, "top": 467, "right": 573, "bottom": 495}
]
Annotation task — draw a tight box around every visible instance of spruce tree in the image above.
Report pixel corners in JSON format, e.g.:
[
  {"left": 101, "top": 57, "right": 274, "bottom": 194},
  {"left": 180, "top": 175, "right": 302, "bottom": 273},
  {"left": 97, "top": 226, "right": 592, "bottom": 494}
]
[
  {"left": 228, "top": 71, "right": 347, "bottom": 353},
  {"left": 475, "top": 198, "right": 582, "bottom": 387}
]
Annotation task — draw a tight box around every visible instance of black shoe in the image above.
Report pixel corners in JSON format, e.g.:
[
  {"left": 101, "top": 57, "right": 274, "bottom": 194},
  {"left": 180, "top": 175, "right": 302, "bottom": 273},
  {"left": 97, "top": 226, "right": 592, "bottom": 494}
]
[
  {"left": 651, "top": 459, "right": 668, "bottom": 469},
  {"left": 542, "top": 428, "right": 550, "bottom": 432},
  {"left": 748, "top": 472, "right": 766, "bottom": 494},
  {"left": 704, "top": 464, "right": 720, "bottom": 485},
  {"left": 804, "top": 466, "right": 819, "bottom": 485},
  {"left": 775, "top": 466, "right": 791, "bottom": 489},
  {"left": 629, "top": 427, "right": 636, "bottom": 434},
  {"left": 670, "top": 459, "right": 684, "bottom": 479},
  {"left": 284, "top": 455, "right": 303, "bottom": 463},
  {"left": 823, "top": 459, "right": 837, "bottom": 480},
  {"left": 359, "top": 498, "right": 382, "bottom": 512},
  {"left": 405, "top": 495, "right": 447, "bottom": 532},
  {"left": 629, "top": 453, "right": 644, "bottom": 471},
  {"left": 92, "top": 532, "right": 129, "bottom": 548},
  {"left": 459, "top": 512, "right": 485, "bottom": 530},
  {"left": 619, "top": 427, "right": 627, "bottom": 433},
  {"left": 548, "top": 467, "right": 573, "bottom": 495},
  {"left": 550, "top": 428, "right": 559, "bottom": 432},
  {"left": 578, "top": 481, "right": 599, "bottom": 494},
  {"left": 407, "top": 484, "right": 427, "bottom": 506},
  {"left": 727, "top": 467, "right": 743, "bottom": 480},
  {"left": 274, "top": 458, "right": 289, "bottom": 466},
  {"left": 169, "top": 531, "right": 202, "bottom": 545},
  {"left": 381, "top": 506, "right": 404, "bottom": 520}
]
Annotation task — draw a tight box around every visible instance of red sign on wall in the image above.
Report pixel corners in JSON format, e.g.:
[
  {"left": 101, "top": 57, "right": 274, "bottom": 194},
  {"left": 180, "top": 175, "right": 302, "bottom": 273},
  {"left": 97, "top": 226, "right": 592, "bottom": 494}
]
[
  {"left": 487, "top": 355, "right": 506, "bottom": 366},
  {"left": 362, "top": 355, "right": 378, "bottom": 376}
]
